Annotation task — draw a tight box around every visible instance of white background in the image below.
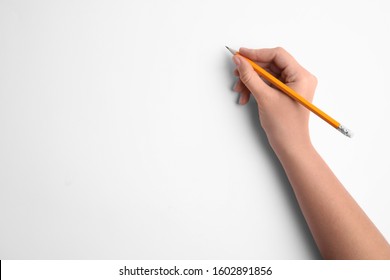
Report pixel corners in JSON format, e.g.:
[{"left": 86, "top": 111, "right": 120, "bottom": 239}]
[{"left": 1, "top": 0, "right": 389, "bottom": 259}]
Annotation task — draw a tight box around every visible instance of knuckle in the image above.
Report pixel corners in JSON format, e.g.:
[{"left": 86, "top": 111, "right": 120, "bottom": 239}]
[
  {"left": 301, "top": 71, "right": 317, "bottom": 85},
  {"left": 309, "top": 74, "right": 318, "bottom": 86},
  {"left": 274, "top": 46, "right": 285, "bottom": 54},
  {"left": 312, "top": 74, "right": 318, "bottom": 84}
]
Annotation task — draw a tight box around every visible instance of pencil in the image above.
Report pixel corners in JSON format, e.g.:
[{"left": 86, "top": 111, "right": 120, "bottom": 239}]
[{"left": 226, "top": 46, "right": 353, "bottom": 138}]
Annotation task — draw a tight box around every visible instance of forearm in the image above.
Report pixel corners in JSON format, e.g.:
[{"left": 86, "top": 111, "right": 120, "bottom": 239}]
[
  {"left": 232, "top": 46, "right": 390, "bottom": 258},
  {"left": 275, "top": 142, "right": 390, "bottom": 259}
]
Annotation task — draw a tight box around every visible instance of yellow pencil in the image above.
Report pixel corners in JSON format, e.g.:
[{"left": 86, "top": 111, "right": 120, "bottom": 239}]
[{"left": 226, "top": 46, "right": 353, "bottom": 138}]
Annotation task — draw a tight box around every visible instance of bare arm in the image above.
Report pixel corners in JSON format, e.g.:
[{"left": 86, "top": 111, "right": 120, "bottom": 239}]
[
  {"left": 232, "top": 47, "right": 390, "bottom": 259},
  {"left": 277, "top": 141, "right": 390, "bottom": 259}
]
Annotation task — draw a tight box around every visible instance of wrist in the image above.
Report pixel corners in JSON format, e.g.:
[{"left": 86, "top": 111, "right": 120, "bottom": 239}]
[{"left": 268, "top": 132, "right": 314, "bottom": 162}]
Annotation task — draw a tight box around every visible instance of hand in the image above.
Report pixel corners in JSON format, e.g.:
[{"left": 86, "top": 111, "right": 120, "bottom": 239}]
[{"left": 232, "top": 47, "right": 318, "bottom": 156}]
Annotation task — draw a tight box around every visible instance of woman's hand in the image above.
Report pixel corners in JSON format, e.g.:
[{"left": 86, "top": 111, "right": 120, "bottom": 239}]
[{"left": 233, "top": 47, "right": 317, "bottom": 156}]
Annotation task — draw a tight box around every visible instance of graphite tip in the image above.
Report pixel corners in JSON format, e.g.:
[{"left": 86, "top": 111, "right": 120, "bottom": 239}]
[{"left": 225, "top": 46, "right": 237, "bottom": 55}]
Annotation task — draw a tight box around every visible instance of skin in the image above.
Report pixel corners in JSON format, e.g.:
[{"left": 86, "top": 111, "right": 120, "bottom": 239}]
[{"left": 232, "top": 47, "right": 390, "bottom": 259}]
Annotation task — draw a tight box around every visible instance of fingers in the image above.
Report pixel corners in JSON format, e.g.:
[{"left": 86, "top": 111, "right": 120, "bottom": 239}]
[
  {"left": 233, "top": 55, "right": 271, "bottom": 103},
  {"left": 239, "top": 47, "right": 303, "bottom": 82},
  {"left": 233, "top": 78, "right": 245, "bottom": 92},
  {"left": 233, "top": 79, "right": 250, "bottom": 105},
  {"left": 239, "top": 47, "right": 298, "bottom": 69},
  {"left": 239, "top": 90, "right": 250, "bottom": 105},
  {"left": 233, "top": 77, "right": 250, "bottom": 105}
]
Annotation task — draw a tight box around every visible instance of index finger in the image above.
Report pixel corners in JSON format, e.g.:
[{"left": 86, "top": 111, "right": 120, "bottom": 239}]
[{"left": 239, "top": 47, "right": 302, "bottom": 79}]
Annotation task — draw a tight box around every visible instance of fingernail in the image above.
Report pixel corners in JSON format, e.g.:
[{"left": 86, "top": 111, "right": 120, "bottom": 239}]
[
  {"left": 233, "top": 55, "right": 241, "bottom": 66},
  {"left": 239, "top": 94, "right": 244, "bottom": 105}
]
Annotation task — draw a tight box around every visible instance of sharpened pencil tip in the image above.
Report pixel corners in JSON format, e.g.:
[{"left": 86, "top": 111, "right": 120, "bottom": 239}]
[{"left": 225, "top": 46, "right": 237, "bottom": 55}]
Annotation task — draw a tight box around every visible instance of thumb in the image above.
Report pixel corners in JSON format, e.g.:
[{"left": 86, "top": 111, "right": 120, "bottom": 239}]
[{"left": 233, "top": 55, "right": 270, "bottom": 102}]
